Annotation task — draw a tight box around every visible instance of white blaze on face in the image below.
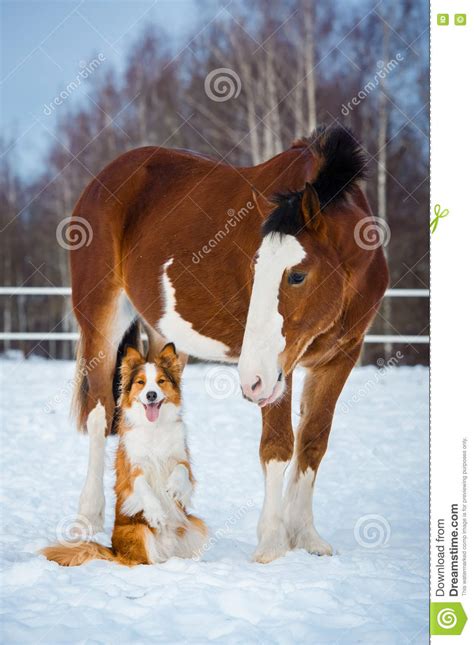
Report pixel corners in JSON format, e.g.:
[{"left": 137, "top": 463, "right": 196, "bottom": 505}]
[{"left": 238, "top": 234, "right": 306, "bottom": 400}]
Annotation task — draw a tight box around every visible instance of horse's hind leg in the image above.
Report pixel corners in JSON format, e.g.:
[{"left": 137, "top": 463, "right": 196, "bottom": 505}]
[
  {"left": 75, "top": 401, "right": 107, "bottom": 535},
  {"left": 73, "top": 285, "right": 135, "bottom": 534}
]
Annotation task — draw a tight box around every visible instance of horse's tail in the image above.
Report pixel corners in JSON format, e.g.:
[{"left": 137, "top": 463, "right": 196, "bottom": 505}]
[
  {"left": 41, "top": 541, "right": 120, "bottom": 567},
  {"left": 111, "top": 318, "right": 143, "bottom": 433},
  {"left": 71, "top": 332, "right": 90, "bottom": 433},
  {"left": 71, "top": 318, "right": 142, "bottom": 434}
]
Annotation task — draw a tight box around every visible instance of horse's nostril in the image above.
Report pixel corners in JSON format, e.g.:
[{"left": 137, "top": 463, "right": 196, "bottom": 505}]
[{"left": 251, "top": 376, "right": 262, "bottom": 392}]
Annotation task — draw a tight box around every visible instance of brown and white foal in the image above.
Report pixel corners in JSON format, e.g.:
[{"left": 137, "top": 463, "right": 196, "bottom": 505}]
[{"left": 68, "top": 125, "right": 388, "bottom": 564}]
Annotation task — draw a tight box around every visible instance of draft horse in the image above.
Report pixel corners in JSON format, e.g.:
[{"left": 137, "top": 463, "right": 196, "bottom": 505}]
[{"left": 70, "top": 125, "right": 388, "bottom": 563}]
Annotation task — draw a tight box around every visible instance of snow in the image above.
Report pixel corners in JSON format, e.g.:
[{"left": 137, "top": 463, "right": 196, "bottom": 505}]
[{"left": 0, "top": 360, "right": 429, "bottom": 643}]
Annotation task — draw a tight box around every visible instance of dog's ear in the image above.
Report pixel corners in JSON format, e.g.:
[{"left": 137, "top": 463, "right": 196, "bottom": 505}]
[
  {"left": 157, "top": 343, "right": 182, "bottom": 382},
  {"left": 123, "top": 346, "right": 144, "bottom": 366},
  {"left": 120, "top": 346, "right": 144, "bottom": 392},
  {"left": 159, "top": 342, "right": 177, "bottom": 360}
]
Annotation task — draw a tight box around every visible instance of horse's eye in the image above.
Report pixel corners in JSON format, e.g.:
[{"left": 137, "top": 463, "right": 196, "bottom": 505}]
[{"left": 288, "top": 272, "right": 307, "bottom": 285}]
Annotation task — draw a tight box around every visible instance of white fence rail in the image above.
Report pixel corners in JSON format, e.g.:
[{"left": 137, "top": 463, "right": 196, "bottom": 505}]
[{"left": 0, "top": 287, "right": 429, "bottom": 344}]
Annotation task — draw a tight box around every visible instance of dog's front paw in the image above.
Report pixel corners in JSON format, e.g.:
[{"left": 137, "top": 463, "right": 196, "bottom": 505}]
[
  {"left": 143, "top": 503, "right": 166, "bottom": 530},
  {"left": 166, "top": 465, "right": 193, "bottom": 505}
]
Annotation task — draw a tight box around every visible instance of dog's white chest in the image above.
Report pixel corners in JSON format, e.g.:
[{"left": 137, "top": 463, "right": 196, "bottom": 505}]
[{"left": 122, "top": 420, "right": 186, "bottom": 494}]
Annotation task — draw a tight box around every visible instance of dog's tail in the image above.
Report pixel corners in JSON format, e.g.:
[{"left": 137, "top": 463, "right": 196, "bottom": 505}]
[{"left": 41, "top": 541, "right": 119, "bottom": 567}]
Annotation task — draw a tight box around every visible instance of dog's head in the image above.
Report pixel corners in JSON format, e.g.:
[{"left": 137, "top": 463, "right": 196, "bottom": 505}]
[{"left": 120, "top": 343, "right": 182, "bottom": 424}]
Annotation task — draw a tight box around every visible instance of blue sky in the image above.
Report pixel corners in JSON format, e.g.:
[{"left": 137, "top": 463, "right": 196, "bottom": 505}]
[{"left": 1, "top": 0, "right": 201, "bottom": 175}]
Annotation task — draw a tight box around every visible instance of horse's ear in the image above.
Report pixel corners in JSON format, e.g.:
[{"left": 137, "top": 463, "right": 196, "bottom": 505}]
[
  {"left": 301, "top": 183, "right": 321, "bottom": 231},
  {"left": 251, "top": 188, "right": 273, "bottom": 220}
]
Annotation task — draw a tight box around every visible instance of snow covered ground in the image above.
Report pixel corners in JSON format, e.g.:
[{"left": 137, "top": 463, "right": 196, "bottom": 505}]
[{"left": 0, "top": 359, "right": 428, "bottom": 644}]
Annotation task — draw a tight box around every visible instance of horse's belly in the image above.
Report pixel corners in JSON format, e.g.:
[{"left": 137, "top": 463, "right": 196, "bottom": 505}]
[
  {"left": 158, "top": 312, "right": 237, "bottom": 362},
  {"left": 156, "top": 258, "right": 238, "bottom": 363}
]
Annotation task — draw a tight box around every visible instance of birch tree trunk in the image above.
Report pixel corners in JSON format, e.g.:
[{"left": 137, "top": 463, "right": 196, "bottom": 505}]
[
  {"left": 303, "top": 0, "right": 317, "bottom": 131},
  {"left": 291, "top": 53, "right": 305, "bottom": 139},
  {"left": 265, "top": 42, "right": 283, "bottom": 154},
  {"left": 377, "top": 22, "right": 392, "bottom": 360},
  {"left": 230, "top": 29, "right": 262, "bottom": 164}
]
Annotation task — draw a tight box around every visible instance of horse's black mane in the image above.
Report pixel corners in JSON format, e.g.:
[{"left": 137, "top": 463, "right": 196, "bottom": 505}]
[{"left": 262, "top": 125, "right": 368, "bottom": 238}]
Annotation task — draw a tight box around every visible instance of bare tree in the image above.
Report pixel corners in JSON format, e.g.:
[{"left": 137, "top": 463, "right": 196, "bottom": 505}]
[{"left": 303, "top": 0, "right": 317, "bottom": 130}]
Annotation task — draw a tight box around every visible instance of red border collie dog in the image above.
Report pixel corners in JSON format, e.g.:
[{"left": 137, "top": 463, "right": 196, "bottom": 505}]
[{"left": 42, "top": 343, "right": 207, "bottom": 566}]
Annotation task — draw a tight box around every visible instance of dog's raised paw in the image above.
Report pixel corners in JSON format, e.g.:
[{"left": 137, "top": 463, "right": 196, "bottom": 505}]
[
  {"left": 144, "top": 504, "right": 166, "bottom": 530},
  {"left": 166, "top": 465, "right": 192, "bottom": 505}
]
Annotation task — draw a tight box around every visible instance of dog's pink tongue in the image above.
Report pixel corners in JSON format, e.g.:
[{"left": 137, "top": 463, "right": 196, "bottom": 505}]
[{"left": 145, "top": 403, "right": 160, "bottom": 422}]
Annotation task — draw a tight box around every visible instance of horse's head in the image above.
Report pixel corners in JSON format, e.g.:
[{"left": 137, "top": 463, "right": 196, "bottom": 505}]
[{"left": 238, "top": 126, "right": 370, "bottom": 406}]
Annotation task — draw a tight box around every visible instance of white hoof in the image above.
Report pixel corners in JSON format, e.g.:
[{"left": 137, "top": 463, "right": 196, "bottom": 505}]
[
  {"left": 290, "top": 526, "right": 333, "bottom": 556},
  {"left": 253, "top": 520, "right": 289, "bottom": 563},
  {"left": 77, "top": 493, "right": 105, "bottom": 537},
  {"left": 71, "top": 511, "right": 104, "bottom": 538},
  {"left": 253, "top": 541, "right": 288, "bottom": 563}
]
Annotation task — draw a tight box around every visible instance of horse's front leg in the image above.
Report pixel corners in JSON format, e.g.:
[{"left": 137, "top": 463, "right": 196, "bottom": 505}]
[
  {"left": 284, "top": 346, "right": 361, "bottom": 555},
  {"left": 253, "top": 374, "right": 294, "bottom": 563}
]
